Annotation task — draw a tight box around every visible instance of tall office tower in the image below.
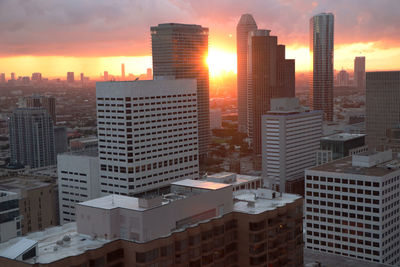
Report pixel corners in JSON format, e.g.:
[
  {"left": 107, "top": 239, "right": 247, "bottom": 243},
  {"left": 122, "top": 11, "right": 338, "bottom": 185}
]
[
  {"left": 366, "top": 71, "right": 400, "bottom": 151},
  {"left": 337, "top": 69, "right": 349, "bottom": 86},
  {"left": 67, "top": 72, "right": 74, "bottom": 83},
  {"left": 237, "top": 14, "right": 257, "bottom": 133},
  {"left": 80, "top": 73, "right": 84, "bottom": 82},
  {"left": 104, "top": 71, "right": 109, "bottom": 81},
  {"left": 354, "top": 56, "right": 366, "bottom": 90},
  {"left": 57, "top": 149, "right": 99, "bottom": 224},
  {"left": 121, "top": 63, "right": 125, "bottom": 81},
  {"left": 25, "top": 95, "right": 56, "bottom": 125},
  {"left": 305, "top": 150, "right": 400, "bottom": 265},
  {"left": 277, "top": 45, "right": 296, "bottom": 98},
  {"left": 8, "top": 108, "right": 56, "bottom": 168},
  {"left": 151, "top": 23, "right": 210, "bottom": 159},
  {"left": 11, "top": 72, "right": 15, "bottom": 80},
  {"left": 262, "top": 98, "right": 322, "bottom": 194},
  {"left": 146, "top": 68, "right": 152, "bottom": 80},
  {"left": 96, "top": 79, "right": 199, "bottom": 196},
  {"left": 310, "top": 13, "right": 334, "bottom": 121},
  {"left": 247, "top": 30, "right": 295, "bottom": 154},
  {"left": 0, "top": 73, "right": 6, "bottom": 83},
  {"left": 31, "top": 72, "right": 42, "bottom": 81}
]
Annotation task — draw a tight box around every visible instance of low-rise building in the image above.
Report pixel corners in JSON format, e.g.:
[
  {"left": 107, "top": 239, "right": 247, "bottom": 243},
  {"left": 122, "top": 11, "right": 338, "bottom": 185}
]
[{"left": 0, "top": 190, "right": 21, "bottom": 243}]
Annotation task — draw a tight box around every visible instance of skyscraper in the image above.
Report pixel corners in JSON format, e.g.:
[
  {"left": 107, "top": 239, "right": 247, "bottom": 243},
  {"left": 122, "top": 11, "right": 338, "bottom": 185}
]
[
  {"left": 104, "top": 71, "right": 109, "bottom": 81},
  {"left": 96, "top": 79, "right": 199, "bottom": 196},
  {"left": 247, "top": 30, "right": 295, "bottom": 154},
  {"left": 0, "top": 73, "right": 5, "bottom": 83},
  {"left": 146, "top": 68, "right": 152, "bottom": 80},
  {"left": 67, "top": 72, "right": 74, "bottom": 83},
  {"left": 8, "top": 108, "right": 56, "bottom": 168},
  {"left": 11, "top": 72, "right": 15, "bottom": 80},
  {"left": 25, "top": 95, "right": 56, "bottom": 125},
  {"left": 354, "top": 56, "right": 366, "bottom": 90},
  {"left": 337, "top": 69, "right": 349, "bottom": 86},
  {"left": 151, "top": 23, "right": 210, "bottom": 158},
  {"left": 366, "top": 71, "right": 400, "bottom": 150},
  {"left": 310, "top": 13, "right": 334, "bottom": 121},
  {"left": 121, "top": 63, "right": 125, "bottom": 80},
  {"left": 237, "top": 14, "right": 257, "bottom": 133}
]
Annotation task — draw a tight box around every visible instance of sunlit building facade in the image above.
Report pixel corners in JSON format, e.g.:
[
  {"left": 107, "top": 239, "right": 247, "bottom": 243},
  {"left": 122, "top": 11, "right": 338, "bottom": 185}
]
[
  {"left": 151, "top": 23, "right": 210, "bottom": 159},
  {"left": 354, "top": 56, "right": 366, "bottom": 90},
  {"left": 310, "top": 13, "right": 334, "bottom": 121}
]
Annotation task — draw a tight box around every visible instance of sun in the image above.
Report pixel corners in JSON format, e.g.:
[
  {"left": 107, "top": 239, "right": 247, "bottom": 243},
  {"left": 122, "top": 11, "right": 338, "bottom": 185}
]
[{"left": 207, "top": 48, "right": 237, "bottom": 78}]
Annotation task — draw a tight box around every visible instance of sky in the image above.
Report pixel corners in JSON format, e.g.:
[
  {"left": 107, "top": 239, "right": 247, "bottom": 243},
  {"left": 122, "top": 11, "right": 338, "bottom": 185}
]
[{"left": 1, "top": 0, "right": 400, "bottom": 78}]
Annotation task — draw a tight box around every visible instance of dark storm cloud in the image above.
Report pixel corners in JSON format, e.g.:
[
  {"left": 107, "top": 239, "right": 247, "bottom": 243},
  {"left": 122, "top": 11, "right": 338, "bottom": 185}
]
[{"left": 0, "top": 0, "right": 399, "bottom": 56}]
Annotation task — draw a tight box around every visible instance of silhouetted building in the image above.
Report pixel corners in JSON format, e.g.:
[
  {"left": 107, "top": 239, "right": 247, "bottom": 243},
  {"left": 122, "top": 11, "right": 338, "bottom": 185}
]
[
  {"left": 31, "top": 73, "right": 42, "bottom": 82},
  {"left": 10, "top": 72, "right": 15, "bottom": 80},
  {"left": 151, "top": 23, "right": 210, "bottom": 158},
  {"left": 0, "top": 73, "right": 5, "bottom": 83},
  {"left": 67, "top": 72, "right": 74, "bottom": 83},
  {"left": 310, "top": 13, "right": 334, "bottom": 121},
  {"left": 366, "top": 71, "right": 400, "bottom": 150},
  {"left": 337, "top": 69, "right": 349, "bottom": 86},
  {"left": 237, "top": 14, "right": 258, "bottom": 133},
  {"left": 8, "top": 108, "right": 56, "bottom": 168},
  {"left": 354, "top": 56, "right": 366, "bottom": 90}
]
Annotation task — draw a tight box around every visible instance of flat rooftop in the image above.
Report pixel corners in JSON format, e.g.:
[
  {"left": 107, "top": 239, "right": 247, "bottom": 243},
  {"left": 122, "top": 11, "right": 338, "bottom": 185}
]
[
  {"left": 61, "top": 148, "right": 98, "bottom": 157},
  {"left": 0, "top": 177, "right": 51, "bottom": 191},
  {"left": 309, "top": 155, "right": 400, "bottom": 177},
  {"left": 204, "top": 172, "right": 261, "bottom": 186},
  {"left": 0, "top": 223, "right": 109, "bottom": 264},
  {"left": 233, "top": 189, "right": 301, "bottom": 214},
  {"left": 172, "top": 179, "right": 231, "bottom": 190},
  {"left": 321, "top": 133, "right": 365, "bottom": 142}
]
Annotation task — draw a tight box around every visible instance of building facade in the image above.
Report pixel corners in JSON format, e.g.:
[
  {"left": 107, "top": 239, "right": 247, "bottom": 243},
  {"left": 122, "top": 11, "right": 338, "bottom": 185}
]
[
  {"left": 366, "top": 71, "right": 400, "bottom": 151},
  {"left": 310, "top": 13, "right": 334, "bottom": 121},
  {"left": 25, "top": 95, "right": 56, "bottom": 125},
  {"left": 0, "top": 191, "right": 21, "bottom": 243},
  {"left": 237, "top": 14, "right": 258, "bottom": 133},
  {"left": 305, "top": 151, "right": 400, "bottom": 265},
  {"left": 151, "top": 23, "right": 210, "bottom": 159},
  {"left": 57, "top": 149, "right": 100, "bottom": 224},
  {"left": 96, "top": 79, "right": 199, "bottom": 196},
  {"left": 8, "top": 108, "right": 56, "bottom": 168},
  {"left": 262, "top": 98, "right": 323, "bottom": 194},
  {"left": 354, "top": 56, "right": 366, "bottom": 90}
]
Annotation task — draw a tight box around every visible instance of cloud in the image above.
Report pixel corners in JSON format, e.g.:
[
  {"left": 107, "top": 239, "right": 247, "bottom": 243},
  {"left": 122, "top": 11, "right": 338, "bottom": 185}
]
[{"left": 0, "top": 0, "right": 399, "bottom": 57}]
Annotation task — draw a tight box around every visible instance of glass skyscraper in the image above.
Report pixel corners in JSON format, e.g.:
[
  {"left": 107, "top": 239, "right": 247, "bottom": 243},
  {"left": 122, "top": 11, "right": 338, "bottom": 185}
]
[{"left": 310, "top": 13, "right": 334, "bottom": 121}]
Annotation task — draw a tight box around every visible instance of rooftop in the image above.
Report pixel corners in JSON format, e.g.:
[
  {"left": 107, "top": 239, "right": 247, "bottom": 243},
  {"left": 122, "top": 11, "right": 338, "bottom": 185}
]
[
  {"left": 309, "top": 152, "right": 400, "bottom": 177},
  {"left": 61, "top": 148, "right": 98, "bottom": 157},
  {"left": 0, "top": 223, "right": 108, "bottom": 264},
  {"left": 233, "top": 189, "right": 301, "bottom": 214},
  {"left": 0, "top": 177, "right": 51, "bottom": 192},
  {"left": 321, "top": 133, "right": 365, "bottom": 142},
  {"left": 172, "top": 179, "right": 231, "bottom": 190},
  {"left": 204, "top": 172, "right": 261, "bottom": 186}
]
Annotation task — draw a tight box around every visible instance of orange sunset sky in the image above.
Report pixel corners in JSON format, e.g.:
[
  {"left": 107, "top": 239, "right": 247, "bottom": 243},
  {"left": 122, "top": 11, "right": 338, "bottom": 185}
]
[{"left": 1, "top": 0, "right": 400, "bottom": 79}]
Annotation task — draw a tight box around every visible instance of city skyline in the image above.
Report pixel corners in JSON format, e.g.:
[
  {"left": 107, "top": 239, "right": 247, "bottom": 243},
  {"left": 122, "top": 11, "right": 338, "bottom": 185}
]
[{"left": 1, "top": 1, "right": 400, "bottom": 78}]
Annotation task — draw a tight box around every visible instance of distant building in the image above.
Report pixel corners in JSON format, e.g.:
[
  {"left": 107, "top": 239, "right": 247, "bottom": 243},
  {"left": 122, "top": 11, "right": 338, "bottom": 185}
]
[
  {"left": 210, "top": 108, "right": 222, "bottom": 129},
  {"left": 354, "top": 56, "right": 366, "bottom": 90},
  {"left": 146, "top": 68, "right": 152, "bottom": 80},
  {"left": 262, "top": 98, "right": 322, "bottom": 194},
  {"left": 57, "top": 149, "right": 100, "bottom": 224},
  {"left": 10, "top": 72, "right": 15, "bottom": 80},
  {"left": 8, "top": 108, "right": 56, "bottom": 168},
  {"left": 305, "top": 150, "right": 400, "bottom": 265},
  {"left": 0, "top": 191, "right": 21, "bottom": 243},
  {"left": 96, "top": 79, "right": 199, "bottom": 196},
  {"left": 31, "top": 73, "right": 42, "bottom": 82},
  {"left": 366, "top": 71, "right": 400, "bottom": 150},
  {"left": 151, "top": 23, "right": 210, "bottom": 158},
  {"left": 0, "top": 73, "right": 6, "bottom": 83},
  {"left": 69, "top": 136, "right": 98, "bottom": 151},
  {"left": 237, "top": 14, "right": 258, "bottom": 133},
  {"left": 103, "top": 71, "right": 109, "bottom": 81},
  {"left": 337, "top": 69, "right": 349, "bottom": 86},
  {"left": 0, "top": 177, "right": 58, "bottom": 235},
  {"left": 0, "top": 180, "right": 303, "bottom": 266},
  {"left": 310, "top": 13, "right": 334, "bottom": 121},
  {"left": 121, "top": 63, "right": 125, "bottom": 80},
  {"left": 80, "top": 73, "right": 84, "bottom": 82},
  {"left": 67, "top": 72, "right": 74, "bottom": 83}
]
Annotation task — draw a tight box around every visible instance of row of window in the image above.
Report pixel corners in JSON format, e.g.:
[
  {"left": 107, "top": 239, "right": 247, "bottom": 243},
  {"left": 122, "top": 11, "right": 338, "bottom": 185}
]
[
  {"left": 97, "top": 94, "right": 197, "bottom": 102},
  {"left": 306, "top": 175, "right": 380, "bottom": 187}
]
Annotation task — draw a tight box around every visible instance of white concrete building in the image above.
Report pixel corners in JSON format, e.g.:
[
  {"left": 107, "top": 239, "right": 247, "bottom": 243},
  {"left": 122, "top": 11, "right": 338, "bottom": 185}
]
[
  {"left": 305, "top": 150, "right": 400, "bottom": 265},
  {"left": 210, "top": 108, "right": 222, "bottom": 129},
  {"left": 57, "top": 149, "right": 100, "bottom": 224},
  {"left": 96, "top": 79, "right": 199, "bottom": 196},
  {"left": 262, "top": 98, "right": 323, "bottom": 192},
  {"left": 0, "top": 191, "right": 21, "bottom": 243}
]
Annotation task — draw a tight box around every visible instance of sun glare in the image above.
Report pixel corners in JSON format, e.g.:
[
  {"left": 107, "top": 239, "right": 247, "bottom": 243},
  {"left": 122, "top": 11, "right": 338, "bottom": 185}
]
[{"left": 207, "top": 48, "right": 237, "bottom": 78}]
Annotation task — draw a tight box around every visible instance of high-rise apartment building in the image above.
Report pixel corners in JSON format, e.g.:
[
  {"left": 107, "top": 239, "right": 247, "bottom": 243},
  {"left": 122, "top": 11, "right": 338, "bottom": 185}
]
[
  {"left": 354, "top": 56, "right": 366, "bottom": 90},
  {"left": 151, "top": 23, "right": 210, "bottom": 158},
  {"left": 237, "top": 14, "right": 257, "bottom": 133},
  {"left": 305, "top": 150, "right": 400, "bottom": 265},
  {"left": 67, "top": 72, "right": 74, "bottom": 83},
  {"left": 58, "top": 149, "right": 100, "bottom": 224},
  {"left": 0, "top": 73, "right": 5, "bottom": 83},
  {"left": 25, "top": 95, "right": 56, "bottom": 124},
  {"left": 310, "top": 13, "right": 334, "bottom": 121},
  {"left": 8, "top": 108, "right": 56, "bottom": 168},
  {"left": 366, "top": 71, "right": 400, "bottom": 151},
  {"left": 248, "top": 30, "right": 295, "bottom": 154},
  {"left": 96, "top": 79, "right": 199, "bottom": 196},
  {"left": 262, "top": 98, "right": 322, "bottom": 194}
]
